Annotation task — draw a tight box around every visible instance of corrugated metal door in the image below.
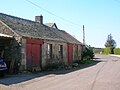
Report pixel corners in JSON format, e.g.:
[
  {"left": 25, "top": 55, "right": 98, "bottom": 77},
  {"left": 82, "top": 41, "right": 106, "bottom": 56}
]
[{"left": 67, "top": 44, "right": 73, "bottom": 63}]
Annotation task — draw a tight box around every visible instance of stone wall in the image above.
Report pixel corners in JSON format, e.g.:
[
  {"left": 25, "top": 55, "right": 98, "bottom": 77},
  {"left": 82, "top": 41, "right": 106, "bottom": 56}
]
[
  {"left": 78, "top": 45, "right": 83, "bottom": 60},
  {"left": 42, "top": 40, "right": 67, "bottom": 69},
  {"left": 73, "top": 44, "right": 82, "bottom": 62},
  {"left": 19, "top": 38, "right": 26, "bottom": 71},
  {"left": 73, "top": 44, "right": 78, "bottom": 61}
]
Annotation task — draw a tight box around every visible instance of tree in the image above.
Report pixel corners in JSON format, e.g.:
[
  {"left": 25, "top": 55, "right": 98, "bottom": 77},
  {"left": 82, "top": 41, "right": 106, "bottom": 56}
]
[{"left": 104, "top": 34, "right": 117, "bottom": 54}]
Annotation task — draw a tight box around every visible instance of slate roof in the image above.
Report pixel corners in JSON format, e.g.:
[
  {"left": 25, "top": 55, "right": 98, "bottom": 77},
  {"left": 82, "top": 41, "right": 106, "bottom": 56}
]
[{"left": 0, "top": 13, "right": 82, "bottom": 44}]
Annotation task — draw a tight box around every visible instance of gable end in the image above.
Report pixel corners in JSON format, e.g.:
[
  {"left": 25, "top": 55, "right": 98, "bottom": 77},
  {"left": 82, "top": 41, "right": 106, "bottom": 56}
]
[{"left": 0, "top": 20, "right": 19, "bottom": 37}]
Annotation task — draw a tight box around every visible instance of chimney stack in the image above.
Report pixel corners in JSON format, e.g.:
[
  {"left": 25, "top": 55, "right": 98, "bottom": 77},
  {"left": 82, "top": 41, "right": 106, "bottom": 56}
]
[{"left": 35, "top": 15, "right": 43, "bottom": 24}]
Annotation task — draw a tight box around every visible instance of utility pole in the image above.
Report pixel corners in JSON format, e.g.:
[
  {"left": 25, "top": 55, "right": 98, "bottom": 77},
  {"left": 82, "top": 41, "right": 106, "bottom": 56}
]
[{"left": 83, "top": 25, "right": 85, "bottom": 45}]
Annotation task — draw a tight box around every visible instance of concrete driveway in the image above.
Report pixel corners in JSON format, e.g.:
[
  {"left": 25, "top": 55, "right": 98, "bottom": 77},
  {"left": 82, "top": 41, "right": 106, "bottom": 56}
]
[{"left": 1, "top": 54, "right": 120, "bottom": 90}]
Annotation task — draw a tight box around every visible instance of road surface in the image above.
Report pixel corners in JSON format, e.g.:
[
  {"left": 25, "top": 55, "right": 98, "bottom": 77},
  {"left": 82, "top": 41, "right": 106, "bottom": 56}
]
[{"left": 0, "top": 54, "right": 120, "bottom": 90}]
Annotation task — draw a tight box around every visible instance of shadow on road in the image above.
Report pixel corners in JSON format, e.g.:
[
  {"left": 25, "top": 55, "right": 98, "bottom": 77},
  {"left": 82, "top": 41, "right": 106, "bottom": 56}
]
[{"left": 0, "top": 60, "right": 100, "bottom": 86}]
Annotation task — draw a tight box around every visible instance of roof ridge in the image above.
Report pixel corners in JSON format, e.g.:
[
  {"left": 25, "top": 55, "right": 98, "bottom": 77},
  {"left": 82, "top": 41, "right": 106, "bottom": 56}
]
[{"left": 0, "top": 13, "right": 36, "bottom": 24}]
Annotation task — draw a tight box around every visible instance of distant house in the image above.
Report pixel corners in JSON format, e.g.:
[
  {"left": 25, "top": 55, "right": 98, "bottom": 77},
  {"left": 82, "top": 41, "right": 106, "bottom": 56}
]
[
  {"left": 45, "top": 23, "right": 58, "bottom": 29},
  {"left": 94, "top": 47, "right": 104, "bottom": 54},
  {"left": 0, "top": 13, "right": 84, "bottom": 73}
]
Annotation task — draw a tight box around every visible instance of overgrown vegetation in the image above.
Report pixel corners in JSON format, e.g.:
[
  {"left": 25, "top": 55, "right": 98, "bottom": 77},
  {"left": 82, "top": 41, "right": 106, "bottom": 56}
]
[
  {"left": 73, "top": 45, "right": 95, "bottom": 65},
  {"left": 82, "top": 45, "right": 94, "bottom": 60}
]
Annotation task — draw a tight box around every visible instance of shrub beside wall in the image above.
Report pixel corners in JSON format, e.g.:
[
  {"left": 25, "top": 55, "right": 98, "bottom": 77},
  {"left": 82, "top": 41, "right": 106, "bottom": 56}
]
[
  {"left": 114, "top": 48, "right": 120, "bottom": 55},
  {"left": 82, "top": 46, "right": 94, "bottom": 60}
]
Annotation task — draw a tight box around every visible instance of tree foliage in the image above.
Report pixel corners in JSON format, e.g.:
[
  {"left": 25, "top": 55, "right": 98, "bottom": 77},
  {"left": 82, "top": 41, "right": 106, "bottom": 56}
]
[{"left": 104, "top": 34, "right": 116, "bottom": 54}]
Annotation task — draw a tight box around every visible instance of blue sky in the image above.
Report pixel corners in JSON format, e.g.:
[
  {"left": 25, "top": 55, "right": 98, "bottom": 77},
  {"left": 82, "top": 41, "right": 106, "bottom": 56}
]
[{"left": 0, "top": 0, "right": 120, "bottom": 48}]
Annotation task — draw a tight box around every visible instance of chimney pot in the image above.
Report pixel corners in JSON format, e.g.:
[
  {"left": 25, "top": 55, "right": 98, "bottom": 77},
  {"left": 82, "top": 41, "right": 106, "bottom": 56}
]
[{"left": 35, "top": 15, "right": 43, "bottom": 24}]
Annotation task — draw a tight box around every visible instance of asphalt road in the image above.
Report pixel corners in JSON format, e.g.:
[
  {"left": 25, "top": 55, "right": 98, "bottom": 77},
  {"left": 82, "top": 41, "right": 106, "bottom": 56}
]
[{"left": 1, "top": 54, "right": 120, "bottom": 90}]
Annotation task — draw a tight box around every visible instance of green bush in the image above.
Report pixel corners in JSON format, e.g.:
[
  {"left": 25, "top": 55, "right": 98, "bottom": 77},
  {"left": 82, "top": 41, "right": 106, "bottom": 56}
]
[
  {"left": 114, "top": 48, "right": 120, "bottom": 55},
  {"left": 104, "top": 47, "right": 111, "bottom": 54},
  {"left": 82, "top": 45, "right": 94, "bottom": 60}
]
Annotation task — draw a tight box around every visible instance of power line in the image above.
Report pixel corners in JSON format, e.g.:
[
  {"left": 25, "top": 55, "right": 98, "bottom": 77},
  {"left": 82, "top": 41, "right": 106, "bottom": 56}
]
[{"left": 25, "top": 0, "right": 81, "bottom": 27}]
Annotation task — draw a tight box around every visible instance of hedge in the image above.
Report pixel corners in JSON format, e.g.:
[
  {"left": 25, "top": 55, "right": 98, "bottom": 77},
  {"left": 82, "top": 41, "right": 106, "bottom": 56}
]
[
  {"left": 114, "top": 48, "right": 120, "bottom": 55},
  {"left": 104, "top": 47, "right": 111, "bottom": 54}
]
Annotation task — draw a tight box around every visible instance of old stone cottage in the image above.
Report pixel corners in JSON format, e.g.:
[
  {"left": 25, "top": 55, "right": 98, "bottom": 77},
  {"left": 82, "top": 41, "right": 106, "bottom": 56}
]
[{"left": 0, "top": 13, "right": 84, "bottom": 73}]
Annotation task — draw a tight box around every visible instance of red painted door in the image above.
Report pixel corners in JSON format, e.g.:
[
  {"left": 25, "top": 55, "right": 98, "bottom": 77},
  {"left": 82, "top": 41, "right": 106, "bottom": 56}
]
[
  {"left": 26, "top": 44, "right": 32, "bottom": 67},
  {"left": 67, "top": 44, "right": 73, "bottom": 63},
  {"left": 31, "top": 44, "right": 40, "bottom": 66},
  {"left": 26, "top": 44, "right": 41, "bottom": 68},
  {"left": 26, "top": 39, "right": 44, "bottom": 69}
]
